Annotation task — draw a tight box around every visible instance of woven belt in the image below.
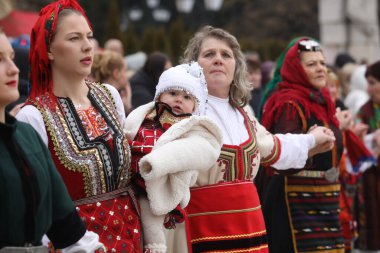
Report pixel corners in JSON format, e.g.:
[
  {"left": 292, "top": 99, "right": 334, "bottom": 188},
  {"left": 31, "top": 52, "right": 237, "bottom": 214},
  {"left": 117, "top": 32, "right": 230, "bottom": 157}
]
[
  {"left": 289, "top": 167, "right": 339, "bottom": 182},
  {"left": 74, "top": 187, "right": 132, "bottom": 206},
  {"left": 291, "top": 170, "right": 326, "bottom": 178},
  {"left": 0, "top": 246, "right": 48, "bottom": 253},
  {"left": 73, "top": 187, "right": 140, "bottom": 217}
]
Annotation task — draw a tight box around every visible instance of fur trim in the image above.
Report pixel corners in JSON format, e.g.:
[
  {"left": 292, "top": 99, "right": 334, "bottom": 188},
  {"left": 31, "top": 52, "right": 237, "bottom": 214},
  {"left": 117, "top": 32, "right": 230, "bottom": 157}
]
[
  {"left": 144, "top": 243, "right": 167, "bottom": 253},
  {"left": 139, "top": 115, "right": 223, "bottom": 215},
  {"left": 124, "top": 102, "right": 155, "bottom": 140}
]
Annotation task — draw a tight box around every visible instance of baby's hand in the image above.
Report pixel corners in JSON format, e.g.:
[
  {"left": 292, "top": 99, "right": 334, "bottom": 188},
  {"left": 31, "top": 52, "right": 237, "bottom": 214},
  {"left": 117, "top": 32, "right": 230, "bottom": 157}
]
[{"left": 373, "top": 129, "right": 380, "bottom": 145}]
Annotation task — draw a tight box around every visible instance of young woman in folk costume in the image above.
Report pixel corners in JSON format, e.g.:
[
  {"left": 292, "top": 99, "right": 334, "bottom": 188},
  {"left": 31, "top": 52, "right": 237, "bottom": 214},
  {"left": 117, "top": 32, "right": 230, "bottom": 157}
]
[
  {"left": 16, "top": 0, "right": 142, "bottom": 252},
  {"left": 0, "top": 27, "right": 105, "bottom": 253},
  {"left": 164, "top": 26, "right": 337, "bottom": 253}
]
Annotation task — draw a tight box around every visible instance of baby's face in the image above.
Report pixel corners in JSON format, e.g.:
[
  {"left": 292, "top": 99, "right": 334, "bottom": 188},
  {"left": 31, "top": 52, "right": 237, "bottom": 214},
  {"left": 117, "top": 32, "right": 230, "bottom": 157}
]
[{"left": 159, "top": 90, "right": 195, "bottom": 114}]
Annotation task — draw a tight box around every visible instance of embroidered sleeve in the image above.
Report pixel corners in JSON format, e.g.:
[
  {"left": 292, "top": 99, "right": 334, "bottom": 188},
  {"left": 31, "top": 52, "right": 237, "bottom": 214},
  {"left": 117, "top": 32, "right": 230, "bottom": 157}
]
[
  {"left": 254, "top": 117, "right": 282, "bottom": 167},
  {"left": 16, "top": 105, "right": 49, "bottom": 146},
  {"left": 257, "top": 101, "right": 314, "bottom": 170}
]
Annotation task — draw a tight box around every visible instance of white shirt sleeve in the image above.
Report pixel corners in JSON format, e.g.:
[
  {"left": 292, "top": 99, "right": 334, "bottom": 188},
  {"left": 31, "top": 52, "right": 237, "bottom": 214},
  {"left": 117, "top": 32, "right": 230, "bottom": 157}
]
[
  {"left": 16, "top": 105, "right": 49, "bottom": 146},
  {"left": 272, "top": 133, "right": 315, "bottom": 170},
  {"left": 60, "top": 231, "right": 105, "bottom": 253},
  {"left": 104, "top": 83, "right": 126, "bottom": 126},
  {"left": 42, "top": 232, "right": 105, "bottom": 253}
]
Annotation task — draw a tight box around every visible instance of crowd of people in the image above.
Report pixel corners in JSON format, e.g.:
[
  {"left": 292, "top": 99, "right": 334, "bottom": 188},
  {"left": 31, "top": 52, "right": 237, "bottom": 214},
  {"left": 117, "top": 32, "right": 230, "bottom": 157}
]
[{"left": 1, "top": 0, "right": 380, "bottom": 253}]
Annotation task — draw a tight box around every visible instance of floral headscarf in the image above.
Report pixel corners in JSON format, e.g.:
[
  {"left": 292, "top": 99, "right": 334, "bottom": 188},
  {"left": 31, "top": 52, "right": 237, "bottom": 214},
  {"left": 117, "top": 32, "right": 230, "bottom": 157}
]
[{"left": 261, "top": 38, "right": 339, "bottom": 129}]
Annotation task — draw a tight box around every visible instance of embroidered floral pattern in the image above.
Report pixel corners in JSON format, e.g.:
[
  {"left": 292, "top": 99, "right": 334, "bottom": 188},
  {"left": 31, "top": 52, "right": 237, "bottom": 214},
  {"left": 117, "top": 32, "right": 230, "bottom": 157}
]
[
  {"left": 219, "top": 108, "right": 260, "bottom": 181},
  {"left": 76, "top": 196, "right": 141, "bottom": 253},
  {"left": 31, "top": 83, "right": 131, "bottom": 199},
  {"left": 77, "top": 106, "right": 109, "bottom": 140}
]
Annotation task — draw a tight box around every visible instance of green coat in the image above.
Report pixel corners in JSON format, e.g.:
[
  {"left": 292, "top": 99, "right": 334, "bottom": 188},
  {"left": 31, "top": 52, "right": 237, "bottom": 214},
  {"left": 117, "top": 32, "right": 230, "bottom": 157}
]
[{"left": 0, "top": 113, "right": 85, "bottom": 248}]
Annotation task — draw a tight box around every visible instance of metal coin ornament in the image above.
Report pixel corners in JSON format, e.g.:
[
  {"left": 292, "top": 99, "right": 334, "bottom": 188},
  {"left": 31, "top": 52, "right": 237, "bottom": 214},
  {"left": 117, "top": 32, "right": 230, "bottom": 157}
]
[{"left": 324, "top": 167, "right": 339, "bottom": 182}]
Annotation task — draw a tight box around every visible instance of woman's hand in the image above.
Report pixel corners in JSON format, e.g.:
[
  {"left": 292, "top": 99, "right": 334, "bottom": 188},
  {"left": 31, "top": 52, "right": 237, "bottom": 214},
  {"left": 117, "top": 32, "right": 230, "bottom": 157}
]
[
  {"left": 308, "top": 125, "right": 336, "bottom": 157},
  {"left": 352, "top": 122, "right": 369, "bottom": 140},
  {"left": 335, "top": 108, "right": 354, "bottom": 131},
  {"left": 372, "top": 129, "right": 380, "bottom": 156}
]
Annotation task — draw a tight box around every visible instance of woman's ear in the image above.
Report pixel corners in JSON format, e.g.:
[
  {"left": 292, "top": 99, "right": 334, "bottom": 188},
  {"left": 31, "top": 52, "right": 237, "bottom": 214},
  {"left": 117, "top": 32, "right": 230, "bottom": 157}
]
[
  {"left": 112, "top": 68, "right": 120, "bottom": 79},
  {"left": 47, "top": 48, "right": 54, "bottom": 60}
]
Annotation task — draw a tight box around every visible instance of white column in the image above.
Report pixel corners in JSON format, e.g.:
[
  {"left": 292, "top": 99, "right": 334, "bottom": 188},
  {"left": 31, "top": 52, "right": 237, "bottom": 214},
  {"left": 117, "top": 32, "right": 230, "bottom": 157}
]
[{"left": 319, "top": 0, "right": 380, "bottom": 65}]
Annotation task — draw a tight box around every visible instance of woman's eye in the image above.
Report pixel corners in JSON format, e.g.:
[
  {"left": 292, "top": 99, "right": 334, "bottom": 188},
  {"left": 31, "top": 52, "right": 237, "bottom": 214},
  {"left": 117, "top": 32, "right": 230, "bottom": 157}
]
[
  {"left": 69, "top": 37, "right": 79, "bottom": 41},
  {"left": 169, "top": 91, "right": 177, "bottom": 96}
]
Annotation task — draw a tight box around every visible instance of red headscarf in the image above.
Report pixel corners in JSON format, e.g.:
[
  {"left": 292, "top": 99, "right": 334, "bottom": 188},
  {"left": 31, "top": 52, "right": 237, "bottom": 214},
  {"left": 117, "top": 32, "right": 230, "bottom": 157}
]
[
  {"left": 28, "top": 0, "right": 91, "bottom": 100},
  {"left": 261, "top": 38, "right": 339, "bottom": 130}
]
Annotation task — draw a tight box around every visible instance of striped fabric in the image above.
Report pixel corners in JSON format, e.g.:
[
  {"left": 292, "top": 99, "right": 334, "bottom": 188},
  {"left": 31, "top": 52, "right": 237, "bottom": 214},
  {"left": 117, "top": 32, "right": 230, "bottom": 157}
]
[
  {"left": 285, "top": 176, "right": 345, "bottom": 253},
  {"left": 355, "top": 165, "right": 380, "bottom": 250},
  {"left": 186, "top": 181, "right": 268, "bottom": 253},
  {"left": 180, "top": 108, "right": 280, "bottom": 252}
]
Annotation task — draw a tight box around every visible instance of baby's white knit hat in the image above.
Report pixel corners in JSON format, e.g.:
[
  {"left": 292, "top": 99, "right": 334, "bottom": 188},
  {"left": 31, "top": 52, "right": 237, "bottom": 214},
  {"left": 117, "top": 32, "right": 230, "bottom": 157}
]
[{"left": 154, "top": 61, "right": 208, "bottom": 115}]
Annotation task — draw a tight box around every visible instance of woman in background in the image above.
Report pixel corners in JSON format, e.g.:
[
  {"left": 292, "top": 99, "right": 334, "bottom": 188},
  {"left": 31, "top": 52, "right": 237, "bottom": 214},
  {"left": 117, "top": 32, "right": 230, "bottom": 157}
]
[
  {"left": 261, "top": 38, "right": 345, "bottom": 253},
  {"left": 92, "top": 50, "right": 133, "bottom": 115},
  {"left": 354, "top": 60, "right": 380, "bottom": 253},
  {"left": 130, "top": 51, "right": 172, "bottom": 108}
]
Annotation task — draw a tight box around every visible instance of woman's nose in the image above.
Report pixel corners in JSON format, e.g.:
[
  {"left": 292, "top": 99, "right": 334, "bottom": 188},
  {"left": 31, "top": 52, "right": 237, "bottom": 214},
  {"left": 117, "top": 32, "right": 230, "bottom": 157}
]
[
  {"left": 317, "top": 63, "right": 326, "bottom": 71},
  {"left": 213, "top": 53, "right": 223, "bottom": 65},
  {"left": 83, "top": 38, "right": 93, "bottom": 52},
  {"left": 7, "top": 59, "right": 20, "bottom": 76}
]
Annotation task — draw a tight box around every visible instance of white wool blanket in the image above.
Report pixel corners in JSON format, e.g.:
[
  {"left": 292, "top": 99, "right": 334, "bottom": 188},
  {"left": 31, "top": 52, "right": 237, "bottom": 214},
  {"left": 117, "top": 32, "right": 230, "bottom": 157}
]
[{"left": 125, "top": 102, "right": 223, "bottom": 215}]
